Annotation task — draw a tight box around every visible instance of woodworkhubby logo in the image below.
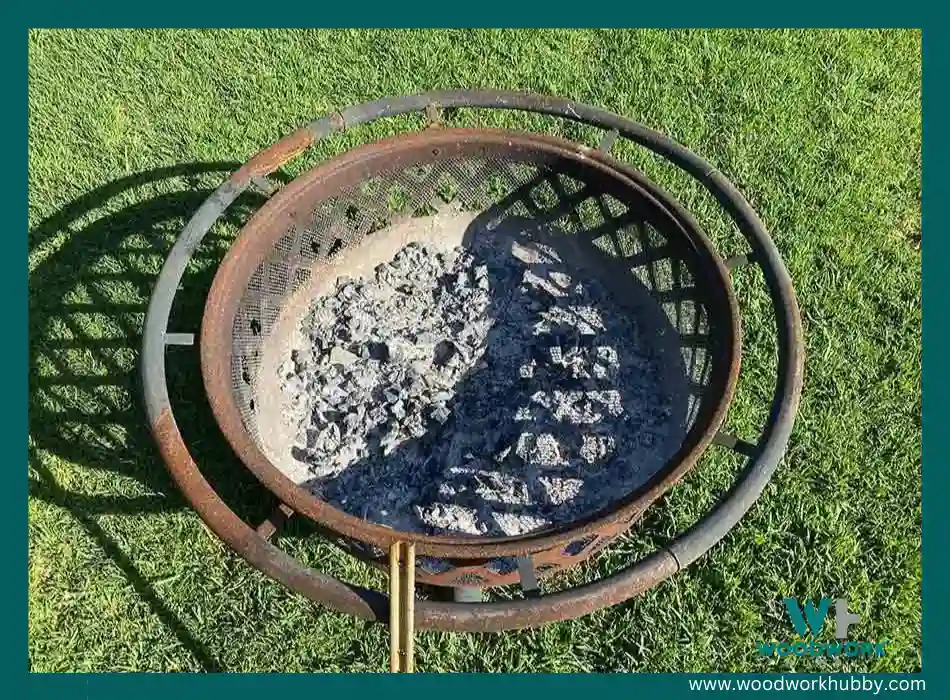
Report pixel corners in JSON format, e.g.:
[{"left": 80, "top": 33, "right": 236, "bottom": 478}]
[{"left": 757, "top": 598, "right": 889, "bottom": 659}]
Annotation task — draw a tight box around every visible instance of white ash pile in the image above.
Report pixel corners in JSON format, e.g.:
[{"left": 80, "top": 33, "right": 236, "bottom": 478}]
[{"left": 279, "top": 233, "right": 684, "bottom": 536}]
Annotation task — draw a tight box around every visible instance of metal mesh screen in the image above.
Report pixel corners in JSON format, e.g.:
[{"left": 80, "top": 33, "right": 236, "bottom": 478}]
[{"left": 230, "top": 153, "right": 721, "bottom": 455}]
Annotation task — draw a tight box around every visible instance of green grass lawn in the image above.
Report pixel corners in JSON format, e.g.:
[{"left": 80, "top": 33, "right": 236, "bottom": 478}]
[{"left": 28, "top": 29, "right": 921, "bottom": 673}]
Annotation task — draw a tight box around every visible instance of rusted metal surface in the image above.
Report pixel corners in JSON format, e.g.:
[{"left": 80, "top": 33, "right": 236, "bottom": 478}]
[
  {"left": 148, "top": 408, "right": 385, "bottom": 622},
  {"left": 142, "top": 90, "right": 804, "bottom": 632},
  {"left": 417, "top": 550, "right": 681, "bottom": 632},
  {"left": 146, "top": 399, "right": 682, "bottom": 631},
  {"left": 232, "top": 113, "right": 345, "bottom": 185},
  {"left": 338, "top": 507, "right": 644, "bottom": 587},
  {"left": 234, "top": 126, "right": 315, "bottom": 184},
  {"left": 256, "top": 502, "right": 295, "bottom": 541},
  {"left": 199, "top": 127, "right": 742, "bottom": 576}
]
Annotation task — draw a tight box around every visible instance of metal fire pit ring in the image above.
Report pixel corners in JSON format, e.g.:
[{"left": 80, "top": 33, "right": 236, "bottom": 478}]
[
  {"left": 200, "top": 126, "right": 741, "bottom": 587},
  {"left": 142, "top": 90, "right": 804, "bottom": 632}
]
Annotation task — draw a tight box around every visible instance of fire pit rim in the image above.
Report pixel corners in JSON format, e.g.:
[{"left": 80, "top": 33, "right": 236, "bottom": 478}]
[
  {"left": 141, "top": 89, "right": 804, "bottom": 631},
  {"left": 199, "top": 126, "right": 742, "bottom": 561}
]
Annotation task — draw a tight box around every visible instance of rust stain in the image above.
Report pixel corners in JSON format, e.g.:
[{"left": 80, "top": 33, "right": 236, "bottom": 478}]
[{"left": 234, "top": 126, "right": 315, "bottom": 182}]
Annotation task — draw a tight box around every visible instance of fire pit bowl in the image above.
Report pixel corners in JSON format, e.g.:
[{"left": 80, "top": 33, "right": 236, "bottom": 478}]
[{"left": 142, "top": 91, "right": 803, "bottom": 632}]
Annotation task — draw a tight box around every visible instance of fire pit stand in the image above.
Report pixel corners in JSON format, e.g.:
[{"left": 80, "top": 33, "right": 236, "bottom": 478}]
[{"left": 142, "top": 90, "right": 803, "bottom": 635}]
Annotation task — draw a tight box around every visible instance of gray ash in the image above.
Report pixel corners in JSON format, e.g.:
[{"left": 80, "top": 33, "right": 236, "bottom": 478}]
[{"left": 279, "top": 231, "right": 686, "bottom": 536}]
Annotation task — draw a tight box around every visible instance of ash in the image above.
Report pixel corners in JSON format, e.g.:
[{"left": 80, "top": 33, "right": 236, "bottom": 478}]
[{"left": 279, "top": 229, "right": 685, "bottom": 537}]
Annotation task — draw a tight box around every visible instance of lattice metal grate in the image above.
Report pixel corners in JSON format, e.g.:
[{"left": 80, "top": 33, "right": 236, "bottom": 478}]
[{"left": 231, "top": 155, "right": 718, "bottom": 449}]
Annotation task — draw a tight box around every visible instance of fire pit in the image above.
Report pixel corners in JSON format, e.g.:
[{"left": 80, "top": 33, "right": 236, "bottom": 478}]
[{"left": 143, "top": 91, "right": 803, "bottom": 634}]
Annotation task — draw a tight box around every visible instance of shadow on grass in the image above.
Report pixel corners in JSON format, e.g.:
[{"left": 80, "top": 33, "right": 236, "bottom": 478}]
[{"left": 28, "top": 163, "right": 292, "bottom": 671}]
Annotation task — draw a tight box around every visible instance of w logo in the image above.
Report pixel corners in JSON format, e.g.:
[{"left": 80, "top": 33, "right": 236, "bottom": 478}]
[{"left": 783, "top": 598, "right": 861, "bottom": 639}]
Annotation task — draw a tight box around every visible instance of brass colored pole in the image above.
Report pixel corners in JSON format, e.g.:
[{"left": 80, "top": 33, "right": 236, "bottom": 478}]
[
  {"left": 389, "top": 542, "right": 415, "bottom": 672},
  {"left": 389, "top": 543, "right": 401, "bottom": 672}
]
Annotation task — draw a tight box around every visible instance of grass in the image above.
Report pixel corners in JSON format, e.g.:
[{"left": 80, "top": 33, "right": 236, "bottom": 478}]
[{"left": 28, "top": 29, "right": 921, "bottom": 673}]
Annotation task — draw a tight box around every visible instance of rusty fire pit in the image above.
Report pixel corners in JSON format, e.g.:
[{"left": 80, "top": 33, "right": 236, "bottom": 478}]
[{"left": 142, "top": 91, "right": 803, "bottom": 633}]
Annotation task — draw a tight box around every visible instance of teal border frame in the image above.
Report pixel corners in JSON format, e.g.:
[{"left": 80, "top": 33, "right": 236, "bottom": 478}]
[
  {"left": 920, "top": 22, "right": 938, "bottom": 688},
  {"left": 16, "top": 16, "right": 935, "bottom": 695}
]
